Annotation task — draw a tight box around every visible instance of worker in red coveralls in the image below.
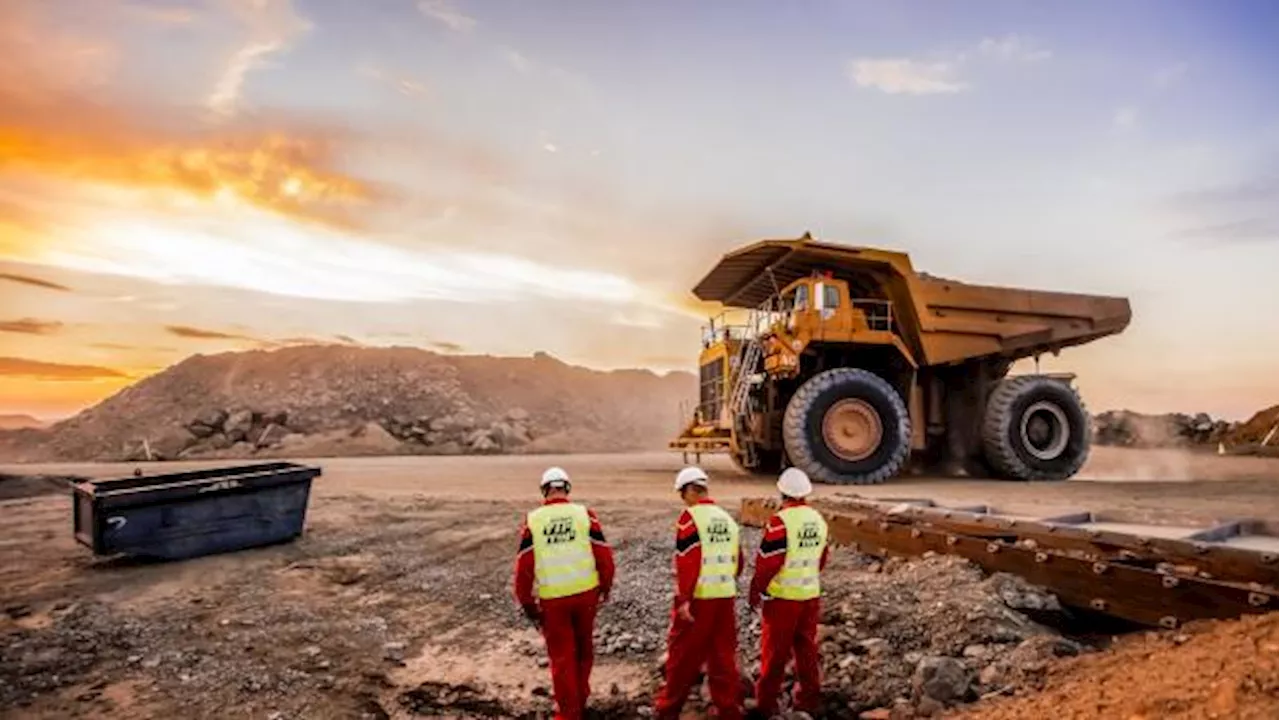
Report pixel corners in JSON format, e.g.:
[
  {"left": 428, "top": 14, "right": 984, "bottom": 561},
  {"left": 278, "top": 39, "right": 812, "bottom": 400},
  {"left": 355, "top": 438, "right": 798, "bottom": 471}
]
[
  {"left": 748, "top": 467, "right": 830, "bottom": 717},
  {"left": 653, "top": 466, "right": 745, "bottom": 720},
  {"left": 514, "top": 466, "right": 615, "bottom": 720}
]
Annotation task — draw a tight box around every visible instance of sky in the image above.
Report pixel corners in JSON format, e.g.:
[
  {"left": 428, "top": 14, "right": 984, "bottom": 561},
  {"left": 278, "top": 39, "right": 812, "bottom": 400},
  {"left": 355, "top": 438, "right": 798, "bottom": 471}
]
[{"left": 0, "top": 0, "right": 1276, "bottom": 421}]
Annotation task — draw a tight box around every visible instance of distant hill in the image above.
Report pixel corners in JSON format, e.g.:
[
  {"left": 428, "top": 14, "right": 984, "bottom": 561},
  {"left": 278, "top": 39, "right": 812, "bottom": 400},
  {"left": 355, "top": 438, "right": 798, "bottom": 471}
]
[
  {"left": 0, "top": 346, "right": 697, "bottom": 462},
  {"left": 0, "top": 414, "right": 48, "bottom": 431}
]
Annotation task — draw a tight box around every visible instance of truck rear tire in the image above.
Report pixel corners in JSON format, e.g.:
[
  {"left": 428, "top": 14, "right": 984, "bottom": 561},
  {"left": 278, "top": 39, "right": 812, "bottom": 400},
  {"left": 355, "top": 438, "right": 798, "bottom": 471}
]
[
  {"left": 982, "top": 375, "right": 1091, "bottom": 481},
  {"left": 783, "top": 368, "right": 911, "bottom": 485}
]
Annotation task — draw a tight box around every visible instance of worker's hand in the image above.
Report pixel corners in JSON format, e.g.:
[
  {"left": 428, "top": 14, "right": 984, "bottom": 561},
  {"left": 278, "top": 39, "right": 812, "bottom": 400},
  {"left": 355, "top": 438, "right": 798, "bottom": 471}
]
[
  {"left": 598, "top": 589, "right": 610, "bottom": 605},
  {"left": 676, "top": 601, "right": 694, "bottom": 624},
  {"left": 748, "top": 593, "right": 761, "bottom": 611},
  {"left": 522, "top": 603, "right": 541, "bottom": 627}
]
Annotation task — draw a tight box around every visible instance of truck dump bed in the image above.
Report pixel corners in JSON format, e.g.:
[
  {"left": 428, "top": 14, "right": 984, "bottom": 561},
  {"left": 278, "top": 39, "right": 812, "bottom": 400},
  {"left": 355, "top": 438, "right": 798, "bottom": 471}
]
[{"left": 691, "top": 235, "right": 1132, "bottom": 366}]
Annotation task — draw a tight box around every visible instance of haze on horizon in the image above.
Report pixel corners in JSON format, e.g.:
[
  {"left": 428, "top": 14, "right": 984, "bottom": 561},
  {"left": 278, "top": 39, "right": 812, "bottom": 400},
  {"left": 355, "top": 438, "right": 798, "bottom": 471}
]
[{"left": 0, "top": 0, "right": 1276, "bottom": 422}]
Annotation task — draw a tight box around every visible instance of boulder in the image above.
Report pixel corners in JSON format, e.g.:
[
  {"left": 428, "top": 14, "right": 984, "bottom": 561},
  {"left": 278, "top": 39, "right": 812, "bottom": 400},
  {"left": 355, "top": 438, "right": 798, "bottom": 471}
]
[
  {"left": 911, "top": 656, "right": 971, "bottom": 705},
  {"left": 225, "top": 410, "right": 255, "bottom": 442},
  {"left": 353, "top": 422, "right": 402, "bottom": 452},
  {"left": 187, "top": 422, "right": 218, "bottom": 439},
  {"left": 470, "top": 435, "right": 499, "bottom": 453},
  {"left": 205, "top": 432, "right": 232, "bottom": 451},
  {"left": 255, "top": 423, "right": 289, "bottom": 448},
  {"left": 150, "top": 427, "right": 196, "bottom": 460},
  {"left": 507, "top": 407, "right": 530, "bottom": 422},
  {"left": 195, "top": 408, "right": 229, "bottom": 430}
]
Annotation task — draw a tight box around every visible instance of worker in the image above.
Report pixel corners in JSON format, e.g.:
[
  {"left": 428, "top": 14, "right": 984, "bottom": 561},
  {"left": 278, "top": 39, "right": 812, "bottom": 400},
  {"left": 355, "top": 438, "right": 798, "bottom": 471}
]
[
  {"left": 653, "top": 466, "right": 745, "bottom": 720},
  {"left": 748, "top": 467, "right": 830, "bottom": 717},
  {"left": 513, "top": 466, "right": 615, "bottom": 720}
]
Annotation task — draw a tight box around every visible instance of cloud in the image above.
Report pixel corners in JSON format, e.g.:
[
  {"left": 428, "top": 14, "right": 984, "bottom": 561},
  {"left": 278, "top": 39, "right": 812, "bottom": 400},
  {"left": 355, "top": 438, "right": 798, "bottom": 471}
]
[
  {"left": 847, "top": 59, "right": 968, "bottom": 95},
  {"left": 1169, "top": 217, "right": 1278, "bottom": 243},
  {"left": 504, "top": 48, "right": 533, "bottom": 74},
  {"left": 164, "top": 324, "right": 259, "bottom": 341},
  {"left": 418, "top": 0, "right": 476, "bottom": 32},
  {"left": 0, "top": 117, "right": 382, "bottom": 230},
  {"left": 1164, "top": 174, "right": 1279, "bottom": 244},
  {"left": 0, "top": 272, "right": 71, "bottom": 291},
  {"left": 0, "top": 2, "right": 117, "bottom": 104},
  {"left": 0, "top": 318, "right": 63, "bottom": 335},
  {"left": 207, "top": 0, "right": 312, "bottom": 117},
  {"left": 850, "top": 34, "right": 1051, "bottom": 96},
  {"left": 0, "top": 357, "right": 127, "bottom": 381},
  {"left": 977, "top": 34, "right": 1052, "bottom": 62},
  {"left": 123, "top": 3, "right": 197, "bottom": 25},
  {"left": 1113, "top": 106, "right": 1139, "bottom": 131},
  {"left": 357, "top": 62, "right": 429, "bottom": 98}
]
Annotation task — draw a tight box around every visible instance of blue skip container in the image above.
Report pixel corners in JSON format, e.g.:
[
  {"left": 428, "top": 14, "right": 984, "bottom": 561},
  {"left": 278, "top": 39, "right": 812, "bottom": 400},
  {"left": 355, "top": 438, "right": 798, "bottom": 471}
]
[{"left": 72, "top": 461, "right": 321, "bottom": 561}]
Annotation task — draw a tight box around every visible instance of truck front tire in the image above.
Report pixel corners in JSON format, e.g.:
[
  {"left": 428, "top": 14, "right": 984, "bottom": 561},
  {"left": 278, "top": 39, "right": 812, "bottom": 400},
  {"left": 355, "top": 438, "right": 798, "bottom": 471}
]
[
  {"left": 783, "top": 368, "right": 911, "bottom": 485},
  {"left": 981, "top": 375, "right": 1091, "bottom": 481}
]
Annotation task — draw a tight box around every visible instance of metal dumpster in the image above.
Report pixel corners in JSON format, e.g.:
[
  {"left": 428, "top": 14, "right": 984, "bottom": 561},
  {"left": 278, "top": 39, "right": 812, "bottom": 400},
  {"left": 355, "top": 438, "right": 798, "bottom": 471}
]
[{"left": 72, "top": 461, "right": 321, "bottom": 561}]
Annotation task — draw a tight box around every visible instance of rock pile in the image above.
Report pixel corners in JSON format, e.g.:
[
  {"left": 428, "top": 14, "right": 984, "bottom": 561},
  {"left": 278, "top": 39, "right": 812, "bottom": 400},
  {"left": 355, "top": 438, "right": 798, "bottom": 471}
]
[
  {"left": 1092, "top": 410, "right": 1230, "bottom": 448},
  {"left": 7, "top": 345, "right": 695, "bottom": 462},
  {"left": 1221, "top": 405, "right": 1279, "bottom": 447}
]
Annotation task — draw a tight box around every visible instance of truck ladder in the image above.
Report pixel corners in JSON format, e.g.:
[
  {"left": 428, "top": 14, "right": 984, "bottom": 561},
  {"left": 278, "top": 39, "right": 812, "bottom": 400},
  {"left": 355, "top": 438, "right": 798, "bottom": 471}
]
[{"left": 726, "top": 308, "right": 766, "bottom": 466}]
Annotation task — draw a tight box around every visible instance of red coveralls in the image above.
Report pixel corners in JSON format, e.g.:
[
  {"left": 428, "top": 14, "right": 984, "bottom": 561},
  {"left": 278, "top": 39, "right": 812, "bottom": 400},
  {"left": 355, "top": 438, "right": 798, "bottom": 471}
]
[
  {"left": 748, "top": 498, "right": 831, "bottom": 716},
  {"left": 653, "top": 498, "right": 746, "bottom": 720},
  {"left": 514, "top": 497, "right": 616, "bottom": 720}
]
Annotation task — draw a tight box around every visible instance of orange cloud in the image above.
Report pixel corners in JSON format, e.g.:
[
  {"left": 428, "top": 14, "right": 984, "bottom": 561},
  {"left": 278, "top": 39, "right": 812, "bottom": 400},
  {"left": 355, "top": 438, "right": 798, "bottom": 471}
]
[
  {"left": 0, "top": 272, "right": 71, "bottom": 292},
  {"left": 0, "top": 122, "right": 382, "bottom": 230},
  {"left": 0, "top": 357, "right": 127, "bottom": 381},
  {"left": 0, "top": 319, "right": 63, "bottom": 335},
  {"left": 164, "top": 325, "right": 259, "bottom": 341}
]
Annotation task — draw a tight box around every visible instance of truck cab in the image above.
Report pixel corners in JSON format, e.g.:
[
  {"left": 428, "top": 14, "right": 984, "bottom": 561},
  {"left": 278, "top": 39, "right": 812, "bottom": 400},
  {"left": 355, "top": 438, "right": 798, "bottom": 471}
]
[{"left": 760, "top": 273, "right": 899, "bottom": 377}]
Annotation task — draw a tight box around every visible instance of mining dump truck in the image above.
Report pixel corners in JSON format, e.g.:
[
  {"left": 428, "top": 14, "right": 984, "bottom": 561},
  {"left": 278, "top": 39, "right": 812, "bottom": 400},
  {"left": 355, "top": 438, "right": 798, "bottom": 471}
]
[{"left": 670, "top": 234, "right": 1132, "bottom": 484}]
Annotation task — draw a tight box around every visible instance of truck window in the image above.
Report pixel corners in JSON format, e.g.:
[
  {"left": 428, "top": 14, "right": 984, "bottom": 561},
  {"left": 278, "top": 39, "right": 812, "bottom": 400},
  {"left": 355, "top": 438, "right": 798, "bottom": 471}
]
[
  {"left": 823, "top": 283, "right": 840, "bottom": 309},
  {"left": 794, "top": 284, "right": 809, "bottom": 311}
]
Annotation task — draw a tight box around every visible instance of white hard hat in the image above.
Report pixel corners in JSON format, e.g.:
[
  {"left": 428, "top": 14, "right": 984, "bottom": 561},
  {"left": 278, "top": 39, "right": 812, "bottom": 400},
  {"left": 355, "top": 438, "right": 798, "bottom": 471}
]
[
  {"left": 674, "top": 466, "right": 709, "bottom": 492},
  {"left": 777, "top": 467, "right": 812, "bottom": 498},
  {"left": 540, "top": 466, "right": 571, "bottom": 488}
]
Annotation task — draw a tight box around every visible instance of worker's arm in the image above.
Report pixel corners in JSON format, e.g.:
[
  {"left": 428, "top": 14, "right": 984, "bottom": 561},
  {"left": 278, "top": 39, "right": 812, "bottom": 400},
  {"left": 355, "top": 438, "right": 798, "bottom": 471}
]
[
  {"left": 514, "top": 520, "right": 538, "bottom": 617},
  {"left": 748, "top": 514, "right": 787, "bottom": 607},
  {"left": 735, "top": 542, "right": 746, "bottom": 579},
  {"left": 673, "top": 508, "right": 702, "bottom": 606},
  {"left": 586, "top": 509, "right": 615, "bottom": 599}
]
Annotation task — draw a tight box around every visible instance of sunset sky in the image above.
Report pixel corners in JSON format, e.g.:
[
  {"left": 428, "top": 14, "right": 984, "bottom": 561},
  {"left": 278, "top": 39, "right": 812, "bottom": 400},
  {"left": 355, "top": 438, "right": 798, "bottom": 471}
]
[{"left": 0, "top": 0, "right": 1276, "bottom": 421}]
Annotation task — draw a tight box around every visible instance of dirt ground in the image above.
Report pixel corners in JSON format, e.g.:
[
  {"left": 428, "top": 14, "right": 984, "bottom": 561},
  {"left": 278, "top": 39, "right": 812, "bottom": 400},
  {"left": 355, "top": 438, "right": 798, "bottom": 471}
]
[{"left": 0, "top": 447, "right": 1276, "bottom": 719}]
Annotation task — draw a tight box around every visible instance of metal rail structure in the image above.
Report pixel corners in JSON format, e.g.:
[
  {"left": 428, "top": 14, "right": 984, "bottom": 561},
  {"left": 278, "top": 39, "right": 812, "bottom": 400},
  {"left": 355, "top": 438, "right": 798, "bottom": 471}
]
[{"left": 739, "top": 496, "right": 1279, "bottom": 629}]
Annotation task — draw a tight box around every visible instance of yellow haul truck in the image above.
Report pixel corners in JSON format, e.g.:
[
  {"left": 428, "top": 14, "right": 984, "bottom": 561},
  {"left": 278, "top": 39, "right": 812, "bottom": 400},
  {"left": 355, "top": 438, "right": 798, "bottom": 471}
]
[{"left": 670, "top": 234, "right": 1132, "bottom": 484}]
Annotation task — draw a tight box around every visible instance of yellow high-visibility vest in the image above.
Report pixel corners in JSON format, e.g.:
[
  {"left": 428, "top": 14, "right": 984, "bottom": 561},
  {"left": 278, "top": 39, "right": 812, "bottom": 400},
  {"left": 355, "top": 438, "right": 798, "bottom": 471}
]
[
  {"left": 765, "top": 505, "right": 828, "bottom": 601},
  {"left": 527, "top": 502, "right": 599, "bottom": 600},
  {"left": 687, "top": 503, "right": 740, "bottom": 599}
]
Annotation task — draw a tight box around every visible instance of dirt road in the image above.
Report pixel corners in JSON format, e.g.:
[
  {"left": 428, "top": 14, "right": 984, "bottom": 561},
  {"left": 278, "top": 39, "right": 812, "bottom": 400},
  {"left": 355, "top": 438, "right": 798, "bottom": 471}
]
[{"left": 1, "top": 447, "right": 1275, "bottom": 719}]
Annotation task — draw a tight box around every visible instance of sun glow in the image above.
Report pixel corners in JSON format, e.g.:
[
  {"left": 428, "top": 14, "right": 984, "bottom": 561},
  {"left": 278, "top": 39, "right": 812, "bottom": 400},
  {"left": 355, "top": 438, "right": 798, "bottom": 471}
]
[{"left": 13, "top": 187, "right": 647, "bottom": 307}]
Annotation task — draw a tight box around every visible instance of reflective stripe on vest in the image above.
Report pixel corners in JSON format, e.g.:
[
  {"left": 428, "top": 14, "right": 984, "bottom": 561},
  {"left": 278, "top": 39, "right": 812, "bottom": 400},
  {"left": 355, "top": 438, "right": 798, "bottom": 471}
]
[
  {"left": 688, "top": 503, "right": 740, "bottom": 599},
  {"left": 765, "top": 505, "right": 828, "bottom": 601},
  {"left": 527, "top": 502, "right": 599, "bottom": 600}
]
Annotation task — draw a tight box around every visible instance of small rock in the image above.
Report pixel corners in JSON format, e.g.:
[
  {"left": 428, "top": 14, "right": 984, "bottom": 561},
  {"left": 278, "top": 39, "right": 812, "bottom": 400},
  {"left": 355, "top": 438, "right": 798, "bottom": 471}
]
[
  {"left": 859, "top": 710, "right": 892, "bottom": 720},
  {"left": 916, "top": 696, "right": 944, "bottom": 716},
  {"left": 962, "top": 644, "right": 989, "bottom": 658},
  {"left": 536, "top": 657, "right": 549, "bottom": 668}
]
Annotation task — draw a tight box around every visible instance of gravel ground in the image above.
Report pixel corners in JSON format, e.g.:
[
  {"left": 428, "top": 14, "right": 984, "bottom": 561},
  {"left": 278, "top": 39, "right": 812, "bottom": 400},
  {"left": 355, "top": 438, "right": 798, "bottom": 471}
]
[{"left": 2, "top": 450, "right": 1274, "bottom": 719}]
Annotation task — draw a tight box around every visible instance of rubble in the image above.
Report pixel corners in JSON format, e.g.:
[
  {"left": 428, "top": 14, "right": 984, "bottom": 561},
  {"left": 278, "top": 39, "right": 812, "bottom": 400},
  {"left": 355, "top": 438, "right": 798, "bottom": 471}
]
[{"left": 1092, "top": 410, "right": 1230, "bottom": 448}]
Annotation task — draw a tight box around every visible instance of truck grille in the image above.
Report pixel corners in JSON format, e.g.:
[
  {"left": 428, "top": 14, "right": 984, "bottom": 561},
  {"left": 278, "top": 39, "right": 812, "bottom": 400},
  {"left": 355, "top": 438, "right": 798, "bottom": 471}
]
[{"left": 698, "top": 359, "right": 724, "bottom": 423}]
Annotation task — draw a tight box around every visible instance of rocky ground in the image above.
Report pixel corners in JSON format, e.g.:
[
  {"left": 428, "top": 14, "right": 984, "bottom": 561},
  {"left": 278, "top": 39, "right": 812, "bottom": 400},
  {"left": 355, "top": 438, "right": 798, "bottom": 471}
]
[
  {"left": 1, "top": 451, "right": 1276, "bottom": 719},
  {"left": 0, "top": 494, "right": 1089, "bottom": 720}
]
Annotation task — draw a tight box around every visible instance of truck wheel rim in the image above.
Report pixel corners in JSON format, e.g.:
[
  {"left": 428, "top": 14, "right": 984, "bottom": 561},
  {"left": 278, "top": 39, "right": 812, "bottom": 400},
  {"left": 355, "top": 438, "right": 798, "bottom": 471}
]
[
  {"left": 1021, "top": 401, "right": 1070, "bottom": 460},
  {"left": 823, "top": 398, "right": 883, "bottom": 461}
]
